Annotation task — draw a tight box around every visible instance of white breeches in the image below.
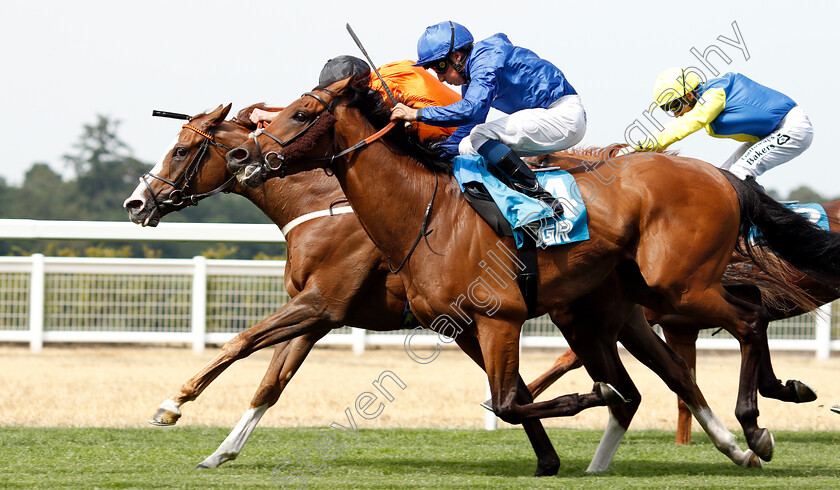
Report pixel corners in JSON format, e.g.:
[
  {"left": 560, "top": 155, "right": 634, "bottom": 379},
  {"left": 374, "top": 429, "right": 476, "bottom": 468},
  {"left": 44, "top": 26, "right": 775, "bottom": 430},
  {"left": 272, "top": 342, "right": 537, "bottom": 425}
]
[{"left": 459, "top": 95, "right": 587, "bottom": 157}]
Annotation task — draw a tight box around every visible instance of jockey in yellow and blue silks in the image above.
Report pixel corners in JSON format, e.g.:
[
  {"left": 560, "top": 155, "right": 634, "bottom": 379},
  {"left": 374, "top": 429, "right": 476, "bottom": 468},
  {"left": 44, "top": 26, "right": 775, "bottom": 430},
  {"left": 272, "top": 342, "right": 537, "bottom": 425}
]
[
  {"left": 390, "top": 21, "right": 586, "bottom": 216},
  {"left": 642, "top": 67, "right": 813, "bottom": 181}
]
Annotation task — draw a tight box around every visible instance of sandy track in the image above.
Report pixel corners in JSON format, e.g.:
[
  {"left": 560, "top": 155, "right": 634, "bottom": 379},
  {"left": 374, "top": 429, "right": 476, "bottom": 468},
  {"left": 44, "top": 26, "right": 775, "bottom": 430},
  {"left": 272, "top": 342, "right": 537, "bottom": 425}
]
[{"left": 1, "top": 344, "right": 839, "bottom": 432}]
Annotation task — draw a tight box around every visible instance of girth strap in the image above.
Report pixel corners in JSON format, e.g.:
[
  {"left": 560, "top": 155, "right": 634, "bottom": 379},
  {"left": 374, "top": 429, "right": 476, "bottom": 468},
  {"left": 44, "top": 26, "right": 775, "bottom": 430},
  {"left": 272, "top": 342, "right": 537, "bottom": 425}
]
[{"left": 517, "top": 233, "right": 539, "bottom": 318}]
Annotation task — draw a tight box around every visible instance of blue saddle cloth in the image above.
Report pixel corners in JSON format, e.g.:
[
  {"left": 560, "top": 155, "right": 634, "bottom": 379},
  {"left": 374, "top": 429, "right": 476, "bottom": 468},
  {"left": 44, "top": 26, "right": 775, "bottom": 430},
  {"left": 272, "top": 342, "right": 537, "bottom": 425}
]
[
  {"left": 786, "top": 202, "right": 830, "bottom": 230},
  {"left": 451, "top": 155, "right": 590, "bottom": 249},
  {"left": 748, "top": 202, "right": 829, "bottom": 244}
]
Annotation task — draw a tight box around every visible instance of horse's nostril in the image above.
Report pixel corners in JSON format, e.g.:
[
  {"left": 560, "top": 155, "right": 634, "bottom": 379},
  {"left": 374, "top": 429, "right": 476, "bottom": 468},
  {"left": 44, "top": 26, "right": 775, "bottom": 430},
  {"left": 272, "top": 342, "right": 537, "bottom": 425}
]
[
  {"left": 124, "top": 199, "right": 143, "bottom": 212},
  {"left": 227, "top": 148, "right": 248, "bottom": 163}
]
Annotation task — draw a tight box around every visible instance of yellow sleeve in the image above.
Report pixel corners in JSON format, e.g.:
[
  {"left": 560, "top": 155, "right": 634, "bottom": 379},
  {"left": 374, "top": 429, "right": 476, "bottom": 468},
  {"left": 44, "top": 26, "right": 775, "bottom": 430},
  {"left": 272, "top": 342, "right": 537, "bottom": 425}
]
[{"left": 646, "top": 88, "right": 726, "bottom": 150}]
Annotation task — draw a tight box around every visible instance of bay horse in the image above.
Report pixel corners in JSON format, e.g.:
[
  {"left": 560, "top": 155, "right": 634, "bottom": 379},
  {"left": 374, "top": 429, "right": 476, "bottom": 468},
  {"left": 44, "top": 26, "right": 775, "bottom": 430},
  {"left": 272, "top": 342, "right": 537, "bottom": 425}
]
[
  {"left": 225, "top": 77, "right": 840, "bottom": 473},
  {"left": 127, "top": 104, "right": 766, "bottom": 474}
]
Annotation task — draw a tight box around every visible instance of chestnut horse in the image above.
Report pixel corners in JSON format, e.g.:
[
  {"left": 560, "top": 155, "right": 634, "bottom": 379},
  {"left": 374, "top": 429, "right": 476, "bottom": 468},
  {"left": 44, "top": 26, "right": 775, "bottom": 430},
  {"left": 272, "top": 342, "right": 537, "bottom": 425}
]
[
  {"left": 523, "top": 152, "right": 827, "bottom": 444},
  {"left": 225, "top": 78, "right": 840, "bottom": 472},
  {"left": 128, "top": 104, "right": 763, "bottom": 474},
  {"left": 128, "top": 104, "right": 609, "bottom": 473}
]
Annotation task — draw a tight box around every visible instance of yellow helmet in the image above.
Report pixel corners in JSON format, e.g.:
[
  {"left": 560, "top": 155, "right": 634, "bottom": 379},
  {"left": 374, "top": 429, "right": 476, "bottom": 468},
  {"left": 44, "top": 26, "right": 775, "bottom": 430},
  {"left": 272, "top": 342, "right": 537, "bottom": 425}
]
[{"left": 653, "top": 67, "right": 702, "bottom": 108}]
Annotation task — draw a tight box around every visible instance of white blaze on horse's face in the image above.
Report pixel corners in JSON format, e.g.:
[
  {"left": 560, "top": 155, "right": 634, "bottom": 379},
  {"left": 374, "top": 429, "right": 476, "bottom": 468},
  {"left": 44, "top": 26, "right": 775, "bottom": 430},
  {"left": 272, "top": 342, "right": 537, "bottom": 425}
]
[{"left": 123, "top": 135, "right": 180, "bottom": 215}]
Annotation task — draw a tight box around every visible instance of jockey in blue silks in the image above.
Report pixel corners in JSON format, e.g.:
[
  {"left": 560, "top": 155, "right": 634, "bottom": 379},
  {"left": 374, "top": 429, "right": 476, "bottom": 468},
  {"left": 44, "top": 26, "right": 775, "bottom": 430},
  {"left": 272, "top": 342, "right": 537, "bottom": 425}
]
[{"left": 390, "top": 21, "right": 587, "bottom": 216}]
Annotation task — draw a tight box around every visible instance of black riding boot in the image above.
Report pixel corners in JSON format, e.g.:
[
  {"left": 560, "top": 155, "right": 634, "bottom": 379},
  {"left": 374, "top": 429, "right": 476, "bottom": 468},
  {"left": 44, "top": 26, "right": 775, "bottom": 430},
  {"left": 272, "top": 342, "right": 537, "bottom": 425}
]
[{"left": 477, "top": 140, "right": 563, "bottom": 218}]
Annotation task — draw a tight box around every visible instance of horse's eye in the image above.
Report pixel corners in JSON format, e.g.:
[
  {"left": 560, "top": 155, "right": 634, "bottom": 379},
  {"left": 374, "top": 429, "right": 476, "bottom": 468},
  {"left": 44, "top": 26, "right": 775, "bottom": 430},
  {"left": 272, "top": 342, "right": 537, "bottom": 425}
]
[
  {"left": 293, "top": 111, "right": 308, "bottom": 123},
  {"left": 174, "top": 147, "right": 189, "bottom": 158}
]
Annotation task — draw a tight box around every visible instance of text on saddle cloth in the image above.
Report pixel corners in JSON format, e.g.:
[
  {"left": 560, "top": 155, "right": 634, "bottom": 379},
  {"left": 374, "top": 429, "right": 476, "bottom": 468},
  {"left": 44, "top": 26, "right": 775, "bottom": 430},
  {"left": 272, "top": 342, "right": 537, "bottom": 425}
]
[{"left": 452, "top": 155, "right": 590, "bottom": 249}]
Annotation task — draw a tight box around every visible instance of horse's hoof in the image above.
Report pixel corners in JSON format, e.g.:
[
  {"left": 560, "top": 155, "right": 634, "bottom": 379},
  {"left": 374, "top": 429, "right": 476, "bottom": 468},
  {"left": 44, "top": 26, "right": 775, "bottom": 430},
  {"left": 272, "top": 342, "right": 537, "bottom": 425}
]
[
  {"left": 149, "top": 407, "right": 181, "bottom": 426},
  {"left": 788, "top": 380, "right": 817, "bottom": 403},
  {"left": 479, "top": 399, "right": 493, "bottom": 412},
  {"left": 742, "top": 449, "right": 762, "bottom": 468},
  {"left": 750, "top": 428, "right": 774, "bottom": 462},
  {"left": 534, "top": 459, "right": 560, "bottom": 477},
  {"left": 595, "top": 382, "right": 629, "bottom": 405},
  {"left": 196, "top": 463, "right": 210, "bottom": 469}
]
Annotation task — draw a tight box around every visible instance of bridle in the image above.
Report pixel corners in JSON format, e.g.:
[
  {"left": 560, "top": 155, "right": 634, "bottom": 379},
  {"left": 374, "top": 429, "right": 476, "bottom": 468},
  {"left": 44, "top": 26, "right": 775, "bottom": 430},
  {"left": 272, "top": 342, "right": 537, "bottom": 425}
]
[
  {"left": 249, "top": 88, "right": 397, "bottom": 180},
  {"left": 248, "top": 87, "right": 435, "bottom": 274},
  {"left": 140, "top": 124, "right": 236, "bottom": 217}
]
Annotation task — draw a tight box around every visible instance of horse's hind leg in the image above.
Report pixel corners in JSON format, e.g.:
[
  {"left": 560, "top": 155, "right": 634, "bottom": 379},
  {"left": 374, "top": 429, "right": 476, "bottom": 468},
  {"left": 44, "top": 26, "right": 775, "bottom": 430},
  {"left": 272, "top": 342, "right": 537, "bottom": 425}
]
[
  {"left": 621, "top": 306, "right": 760, "bottom": 468},
  {"left": 525, "top": 349, "right": 583, "bottom": 399},
  {"left": 561, "top": 325, "right": 641, "bottom": 473},
  {"left": 150, "top": 289, "right": 339, "bottom": 426},
  {"left": 724, "top": 283, "right": 816, "bottom": 404},
  {"left": 197, "top": 329, "right": 327, "bottom": 469},
  {"left": 660, "top": 318, "right": 699, "bottom": 444},
  {"left": 664, "top": 284, "right": 775, "bottom": 462}
]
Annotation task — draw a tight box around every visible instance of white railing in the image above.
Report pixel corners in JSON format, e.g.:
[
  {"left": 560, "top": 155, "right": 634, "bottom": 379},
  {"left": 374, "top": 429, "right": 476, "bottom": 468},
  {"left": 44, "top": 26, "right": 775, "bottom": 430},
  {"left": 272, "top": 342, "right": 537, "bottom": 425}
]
[{"left": 1, "top": 220, "right": 837, "bottom": 357}]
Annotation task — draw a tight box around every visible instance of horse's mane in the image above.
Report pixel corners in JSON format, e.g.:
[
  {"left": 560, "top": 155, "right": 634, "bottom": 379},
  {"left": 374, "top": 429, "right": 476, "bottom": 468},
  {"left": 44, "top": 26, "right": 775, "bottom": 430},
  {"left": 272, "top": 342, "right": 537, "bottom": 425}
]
[{"left": 324, "top": 76, "right": 452, "bottom": 174}]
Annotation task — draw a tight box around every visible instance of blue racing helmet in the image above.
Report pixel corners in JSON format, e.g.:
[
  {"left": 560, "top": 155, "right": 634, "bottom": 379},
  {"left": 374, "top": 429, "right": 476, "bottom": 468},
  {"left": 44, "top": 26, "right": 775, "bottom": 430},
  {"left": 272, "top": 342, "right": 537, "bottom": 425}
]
[{"left": 414, "top": 21, "right": 473, "bottom": 68}]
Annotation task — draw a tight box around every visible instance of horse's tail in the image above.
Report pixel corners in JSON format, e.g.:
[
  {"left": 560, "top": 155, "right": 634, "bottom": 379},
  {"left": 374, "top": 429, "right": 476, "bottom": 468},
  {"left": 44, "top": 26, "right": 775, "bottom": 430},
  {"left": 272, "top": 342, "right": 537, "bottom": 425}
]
[
  {"left": 721, "top": 169, "right": 840, "bottom": 288},
  {"left": 722, "top": 260, "right": 823, "bottom": 318}
]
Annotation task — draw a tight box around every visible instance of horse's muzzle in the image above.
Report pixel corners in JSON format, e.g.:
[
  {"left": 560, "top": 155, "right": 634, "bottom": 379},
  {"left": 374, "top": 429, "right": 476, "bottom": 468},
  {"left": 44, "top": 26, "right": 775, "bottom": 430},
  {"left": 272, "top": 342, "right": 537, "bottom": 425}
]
[{"left": 226, "top": 148, "right": 264, "bottom": 188}]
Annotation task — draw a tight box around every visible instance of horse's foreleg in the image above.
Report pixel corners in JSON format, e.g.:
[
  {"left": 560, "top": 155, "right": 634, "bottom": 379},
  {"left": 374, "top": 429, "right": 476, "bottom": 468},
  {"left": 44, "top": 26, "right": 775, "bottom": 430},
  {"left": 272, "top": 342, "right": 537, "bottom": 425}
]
[
  {"left": 455, "top": 333, "right": 560, "bottom": 477},
  {"left": 197, "top": 329, "right": 327, "bottom": 469},
  {"left": 622, "top": 307, "right": 760, "bottom": 468},
  {"left": 479, "top": 348, "right": 581, "bottom": 412},
  {"left": 150, "top": 289, "right": 337, "bottom": 426}
]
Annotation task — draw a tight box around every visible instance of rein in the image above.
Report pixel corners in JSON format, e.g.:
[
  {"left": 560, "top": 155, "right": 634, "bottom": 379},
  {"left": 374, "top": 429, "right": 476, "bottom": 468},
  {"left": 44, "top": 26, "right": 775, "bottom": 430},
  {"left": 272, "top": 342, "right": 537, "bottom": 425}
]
[
  {"left": 250, "top": 90, "right": 396, "bottom": 179},
  {"left": 250, "top": 87, "right": 435, "bottom": 274},
  {"left": 141, "top": 125, "right": 236, "bottom": 216}
]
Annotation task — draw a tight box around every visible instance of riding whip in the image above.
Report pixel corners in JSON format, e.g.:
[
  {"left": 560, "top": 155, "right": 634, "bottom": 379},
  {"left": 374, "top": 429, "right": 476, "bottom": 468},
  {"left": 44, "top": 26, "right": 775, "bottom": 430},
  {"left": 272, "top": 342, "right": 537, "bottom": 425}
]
[
  {"left": 152, "top": 110, "right": 191, "bottom": 120},
  {"left": 345, "top": 24, "right": 412, "bottom": 130}
]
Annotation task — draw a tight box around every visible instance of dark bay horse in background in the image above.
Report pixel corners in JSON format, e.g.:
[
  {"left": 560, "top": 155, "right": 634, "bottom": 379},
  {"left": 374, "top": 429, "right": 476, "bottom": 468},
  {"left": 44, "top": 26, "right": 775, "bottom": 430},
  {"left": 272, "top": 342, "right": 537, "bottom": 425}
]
[
  {"left": 128, "top": 104, "right": 765, "bottom": 474},
  {"left": 225, "top": 78, "right": 840, "bottom": 473}
]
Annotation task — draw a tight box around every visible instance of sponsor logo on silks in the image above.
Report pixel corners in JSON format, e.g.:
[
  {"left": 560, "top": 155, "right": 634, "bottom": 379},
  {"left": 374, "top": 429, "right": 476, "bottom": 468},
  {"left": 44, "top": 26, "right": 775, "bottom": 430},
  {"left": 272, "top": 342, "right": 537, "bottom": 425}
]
[
  {"left": 745, "top": 143, "right": 776, "bottom": 166},
  {"left": 776, "top": 134, "right": 791, "bottom": 145}
]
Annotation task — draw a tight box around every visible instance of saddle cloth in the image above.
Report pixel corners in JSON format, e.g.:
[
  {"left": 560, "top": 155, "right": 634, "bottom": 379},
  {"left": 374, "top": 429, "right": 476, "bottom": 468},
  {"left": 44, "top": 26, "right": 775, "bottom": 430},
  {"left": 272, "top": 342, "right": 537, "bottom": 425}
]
[{"left": 451, "top": 155, "right": 590, "bottom": 249}]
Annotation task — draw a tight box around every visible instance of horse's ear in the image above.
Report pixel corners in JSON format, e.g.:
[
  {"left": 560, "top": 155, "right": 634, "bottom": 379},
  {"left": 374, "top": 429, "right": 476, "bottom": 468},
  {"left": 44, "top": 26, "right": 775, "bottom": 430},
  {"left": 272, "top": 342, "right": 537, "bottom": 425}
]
[
  {"left": 196, "top": 104, "right": 233, "bottom": 131},
  {"left": 213, "top": 103, "right": 232, "bottom": 124}
]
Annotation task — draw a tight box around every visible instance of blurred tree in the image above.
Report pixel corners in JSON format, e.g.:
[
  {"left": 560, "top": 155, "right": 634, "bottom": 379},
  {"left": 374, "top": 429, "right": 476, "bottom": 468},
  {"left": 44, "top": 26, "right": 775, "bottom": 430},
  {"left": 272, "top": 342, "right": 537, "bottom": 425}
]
[
  {"left": 17, "top": 163, "right": 74, "bottom": 219},
  {"left": 787, "top": 185, "right": 825, "bottom": 204},
  {"left": 63, "top": 115, "right": 148, "bottom": 221}
]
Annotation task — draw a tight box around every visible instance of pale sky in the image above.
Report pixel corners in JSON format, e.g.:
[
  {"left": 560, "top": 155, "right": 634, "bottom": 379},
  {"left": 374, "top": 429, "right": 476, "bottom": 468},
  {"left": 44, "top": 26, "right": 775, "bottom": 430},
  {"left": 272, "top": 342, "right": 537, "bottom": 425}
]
[{"left": 2, "top": 0, "right": 837, "bottom": 198}]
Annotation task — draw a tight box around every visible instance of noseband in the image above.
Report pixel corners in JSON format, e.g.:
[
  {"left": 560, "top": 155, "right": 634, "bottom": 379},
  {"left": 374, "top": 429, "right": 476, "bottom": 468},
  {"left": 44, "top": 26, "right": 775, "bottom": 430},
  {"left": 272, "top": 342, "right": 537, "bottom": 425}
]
[{"left": 141, "top": 124, "right": 236, "bottom": 217}]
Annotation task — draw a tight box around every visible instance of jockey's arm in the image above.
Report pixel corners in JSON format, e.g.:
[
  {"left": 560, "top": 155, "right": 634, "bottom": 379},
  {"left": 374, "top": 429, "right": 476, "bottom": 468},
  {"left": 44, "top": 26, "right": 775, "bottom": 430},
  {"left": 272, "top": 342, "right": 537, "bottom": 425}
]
[
  {"left": 250, "top": 108, "right": 279, "bottom": 125},
  {"left": 640, "top": 88, "right": 726, "bottom": 151}
]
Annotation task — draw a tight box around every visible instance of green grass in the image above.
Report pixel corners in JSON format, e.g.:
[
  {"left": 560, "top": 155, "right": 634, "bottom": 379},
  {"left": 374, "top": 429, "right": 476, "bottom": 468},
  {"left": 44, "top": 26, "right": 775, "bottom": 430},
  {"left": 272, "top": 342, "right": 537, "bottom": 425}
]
[{"left": 0, "top": 428, "right": 839, "bottom": 488}]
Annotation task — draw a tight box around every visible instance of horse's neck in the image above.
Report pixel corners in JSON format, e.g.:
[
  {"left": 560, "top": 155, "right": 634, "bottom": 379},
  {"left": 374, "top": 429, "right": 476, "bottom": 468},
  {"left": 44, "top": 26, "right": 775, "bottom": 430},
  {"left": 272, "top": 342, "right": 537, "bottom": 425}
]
[
  {"left": 219, "top": 126, "right": 346, "bottom": 230},
  {"left": 331, "top": 119, "right": 455, "bottom": 262},
  {"left": 242, "top": 171, "right": 345, "bottom": 229}
]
